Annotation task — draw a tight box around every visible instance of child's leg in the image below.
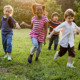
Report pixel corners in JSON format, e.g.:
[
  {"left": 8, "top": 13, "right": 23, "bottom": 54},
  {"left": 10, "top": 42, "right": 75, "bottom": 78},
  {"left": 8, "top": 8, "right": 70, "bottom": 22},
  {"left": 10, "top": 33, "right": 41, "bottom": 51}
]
[
  {"left": 2, "top": 34, "right": 7, "bottom": 53},
  {"left": 54, "top": 45, "right": 67, "bottom": 61},
  {"left": 6, "top": 34, "right": 12, "bottom": 61},
  {"left": 54, "top": 35, "right": 59, "bottom": 50},
  {"left": 67, "top": 45, "right": 75, "bottom": 67},
  {"left": 48, "top": 35, "right": 54, "bottom": 50},
  {"left": 35, "top": 42, "right": 42, "bottom": 61},
  {"left": 28, "top": 38, "right": 38, "bottom": 63}
]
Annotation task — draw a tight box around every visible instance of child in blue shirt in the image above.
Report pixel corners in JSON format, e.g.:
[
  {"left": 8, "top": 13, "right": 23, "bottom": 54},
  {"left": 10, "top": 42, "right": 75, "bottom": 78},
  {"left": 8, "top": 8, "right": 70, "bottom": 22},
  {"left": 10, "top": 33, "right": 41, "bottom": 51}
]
[{"left": 1, "top": 5, "right": 20, "bottom": 61}]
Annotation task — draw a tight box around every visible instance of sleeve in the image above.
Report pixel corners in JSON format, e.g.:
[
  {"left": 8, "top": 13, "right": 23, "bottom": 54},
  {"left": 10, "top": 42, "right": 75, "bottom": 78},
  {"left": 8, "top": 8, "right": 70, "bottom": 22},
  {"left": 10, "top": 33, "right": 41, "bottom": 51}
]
[
  {"left": 9, "top": 16, "right": 16, "bottom": 24},
  {"left": 31, "top": 17, "right": 34, "bottom": 24},
  {"left": 44, "top": 16, "right": 49, "bottom": 23},
  {"left": 74, "top": 23, "right": 80, "bottom": 32},
  {"left": 54, "top": 22, "right": 64, "bottom": 32}
]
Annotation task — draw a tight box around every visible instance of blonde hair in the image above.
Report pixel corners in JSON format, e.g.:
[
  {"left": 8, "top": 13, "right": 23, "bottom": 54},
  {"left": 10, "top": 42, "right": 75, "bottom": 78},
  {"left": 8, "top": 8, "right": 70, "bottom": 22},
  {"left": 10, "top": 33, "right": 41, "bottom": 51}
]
[
  {"left": 4, "top": 5, "right": 13, "bottom": 16},
  {"left": 64, "top": 9, "right": 75, "bottom": 19}
]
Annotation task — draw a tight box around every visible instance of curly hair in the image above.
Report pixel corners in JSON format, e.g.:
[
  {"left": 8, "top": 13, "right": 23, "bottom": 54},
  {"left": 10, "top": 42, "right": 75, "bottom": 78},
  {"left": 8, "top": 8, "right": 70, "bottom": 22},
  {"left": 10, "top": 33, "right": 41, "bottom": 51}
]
[{"left": 32, "top": 3, "right": 46, "bottom": 15}]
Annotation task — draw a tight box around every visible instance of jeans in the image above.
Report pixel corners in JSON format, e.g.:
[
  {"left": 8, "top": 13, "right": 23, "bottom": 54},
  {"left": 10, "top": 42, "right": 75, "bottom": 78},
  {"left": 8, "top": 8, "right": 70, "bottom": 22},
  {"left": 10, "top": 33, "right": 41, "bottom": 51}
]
[
  {"left": 48, "top": 35, "right": 58, "bottom": 50},
  {"left": 2, "top": 33, "right": 12, "bottom": 53},
  {"left": 30, "top": 38, "right": 42, "bottom": 58}
]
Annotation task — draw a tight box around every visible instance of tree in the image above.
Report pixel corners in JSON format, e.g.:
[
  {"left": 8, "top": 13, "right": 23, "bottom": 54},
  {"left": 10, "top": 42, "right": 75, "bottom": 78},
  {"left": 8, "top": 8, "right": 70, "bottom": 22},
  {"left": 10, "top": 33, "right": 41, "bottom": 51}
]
[{"left": 44, "top": 0, "right": 63, "bottom": 20}]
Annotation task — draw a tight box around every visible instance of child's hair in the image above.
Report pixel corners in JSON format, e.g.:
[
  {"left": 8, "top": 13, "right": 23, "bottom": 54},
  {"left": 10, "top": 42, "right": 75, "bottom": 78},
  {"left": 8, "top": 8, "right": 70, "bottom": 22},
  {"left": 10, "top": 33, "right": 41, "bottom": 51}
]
[
  {"left": 32, "top": 3, "right": 46, "bottom": 15},
  {"left": 51, "top": 12, "right": 59, "bottom": 18},
  {"left": 3, "top": 5, "right": 13, "bottom": 16},
  {"left": 64, "top": 9, "right": 75, "bottom": 19}
]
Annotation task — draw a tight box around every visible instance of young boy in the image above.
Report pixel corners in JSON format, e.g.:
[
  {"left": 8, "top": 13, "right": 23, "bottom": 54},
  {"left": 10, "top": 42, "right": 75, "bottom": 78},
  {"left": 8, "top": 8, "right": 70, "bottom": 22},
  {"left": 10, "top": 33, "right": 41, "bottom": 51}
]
[
  {"left": 47, "top": 9, "right": 80, "bottom": 68},
  {"left": 1, "top": 5, "right": 20, "bottom": 61},
  {"left": 48, "top": 12, "right": 60, "bottom": 50}
]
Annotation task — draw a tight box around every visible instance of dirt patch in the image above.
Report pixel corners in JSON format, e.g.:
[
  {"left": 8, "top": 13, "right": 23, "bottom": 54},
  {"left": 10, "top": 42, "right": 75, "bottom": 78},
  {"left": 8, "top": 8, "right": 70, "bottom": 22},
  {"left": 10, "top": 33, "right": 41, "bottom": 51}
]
[{"left": 0, "top": 66, "right": 8, "bottom": 74}]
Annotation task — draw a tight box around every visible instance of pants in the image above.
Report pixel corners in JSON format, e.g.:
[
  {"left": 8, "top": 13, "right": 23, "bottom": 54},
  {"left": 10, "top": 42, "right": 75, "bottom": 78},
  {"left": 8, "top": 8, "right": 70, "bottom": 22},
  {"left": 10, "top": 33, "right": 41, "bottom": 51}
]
[
  {"left": 48, "top": 35, "right": 58, "bottom": 50},
  {"left": 58, "top": 45, "right": 75, "bottom": 57},
  {"left": 2, "top": 33, "right": 12, "bottom": 53},
  {"left": 30, "top": 38, "right": 42, "bottom": 58}
]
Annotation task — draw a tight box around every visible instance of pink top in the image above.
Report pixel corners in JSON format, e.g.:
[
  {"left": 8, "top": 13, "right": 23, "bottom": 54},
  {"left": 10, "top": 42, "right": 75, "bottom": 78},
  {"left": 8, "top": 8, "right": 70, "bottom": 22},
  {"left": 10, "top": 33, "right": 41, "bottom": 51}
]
[{"left": 30, "top": 16, "right": 48, "bottom": 43}]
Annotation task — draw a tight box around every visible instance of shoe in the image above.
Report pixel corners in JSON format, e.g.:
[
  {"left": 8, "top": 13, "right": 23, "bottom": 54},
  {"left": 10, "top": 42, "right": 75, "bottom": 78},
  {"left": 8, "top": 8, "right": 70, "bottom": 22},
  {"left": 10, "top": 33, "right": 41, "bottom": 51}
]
[
  {"left": 4, "top": 53, "right": 8, "bottom": 58},
  {"left": 67, "top": 63, "right": 75, "bottom": 68},
  {"left": 28, "top": 55, "right": 33, "bottom": 63},
  {"left": 8, "top": 55, "right": 12, "bottom": 61},
  {"left": 35, "top": 57, "right": 38, "bottom": 61},
  {"left": 54, "top": 51, "right": 59, "bottom": 61}
]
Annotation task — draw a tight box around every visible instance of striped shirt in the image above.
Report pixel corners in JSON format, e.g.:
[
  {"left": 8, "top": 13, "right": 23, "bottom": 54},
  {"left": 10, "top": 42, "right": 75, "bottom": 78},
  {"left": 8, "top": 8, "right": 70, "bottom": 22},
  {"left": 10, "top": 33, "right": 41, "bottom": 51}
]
[{"left": 30, "top": 16, "right": 48, "bottom": 43}]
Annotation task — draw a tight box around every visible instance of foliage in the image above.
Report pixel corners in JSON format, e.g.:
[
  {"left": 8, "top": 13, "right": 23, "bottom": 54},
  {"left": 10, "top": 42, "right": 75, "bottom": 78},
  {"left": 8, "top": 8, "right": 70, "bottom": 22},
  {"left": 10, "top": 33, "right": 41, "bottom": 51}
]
[
  {"left": 74, "top": 1, "right": 80, "bottom": 26},
  {"left": 0, "top": 0, "right": 62, "bottom": 28},
  {"left": 44, "top": 0, "right": 63, "bottom": 21}
]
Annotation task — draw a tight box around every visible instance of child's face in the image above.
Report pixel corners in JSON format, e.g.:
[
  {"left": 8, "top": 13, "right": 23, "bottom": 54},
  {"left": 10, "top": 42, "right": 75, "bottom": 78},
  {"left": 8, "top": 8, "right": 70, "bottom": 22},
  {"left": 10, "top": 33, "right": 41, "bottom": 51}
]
[
  {"left": 35, "top": 5, "right": 43, "bottom": 17},
  {"left": 4, "top": 8, "right": 11, "bottom": 17},
  {"left": 52, "top": 15, "right": 59, "bottom": 22},
  {"left": 65, "top": 16, "right": 74, "bottom": 23}
]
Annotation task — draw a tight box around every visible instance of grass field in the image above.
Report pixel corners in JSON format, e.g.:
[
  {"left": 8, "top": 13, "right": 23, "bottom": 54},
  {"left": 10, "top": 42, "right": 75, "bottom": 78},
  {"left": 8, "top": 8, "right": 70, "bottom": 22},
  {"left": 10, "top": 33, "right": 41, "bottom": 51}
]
[{"left": 0, "top": 29, "right": 80, "bottom": 80}]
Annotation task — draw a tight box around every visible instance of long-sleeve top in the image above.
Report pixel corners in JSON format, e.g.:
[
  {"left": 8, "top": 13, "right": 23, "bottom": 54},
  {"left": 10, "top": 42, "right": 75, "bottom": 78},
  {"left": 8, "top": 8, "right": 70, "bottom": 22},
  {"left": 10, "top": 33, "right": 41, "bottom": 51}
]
[{"left": 54, "top": 21, "right": 80, "bottom": 48}]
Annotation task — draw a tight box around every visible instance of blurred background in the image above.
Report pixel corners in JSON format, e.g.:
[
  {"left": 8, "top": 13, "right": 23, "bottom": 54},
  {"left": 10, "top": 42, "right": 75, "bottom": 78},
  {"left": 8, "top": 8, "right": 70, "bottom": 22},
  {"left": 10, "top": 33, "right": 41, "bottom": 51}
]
[{"left": 0, "top": 0, "right": 80, "bottom": 28}]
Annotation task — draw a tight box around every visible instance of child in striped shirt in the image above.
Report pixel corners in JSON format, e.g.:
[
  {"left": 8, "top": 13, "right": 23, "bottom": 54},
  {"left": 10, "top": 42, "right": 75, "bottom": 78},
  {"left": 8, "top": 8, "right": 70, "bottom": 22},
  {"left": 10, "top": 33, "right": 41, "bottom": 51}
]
[
  {"left": 21, "top": 3, "right": 48, "bottom": 63},
  {"left": 48, "top": 12, "right": 60, "bottom": 50}
]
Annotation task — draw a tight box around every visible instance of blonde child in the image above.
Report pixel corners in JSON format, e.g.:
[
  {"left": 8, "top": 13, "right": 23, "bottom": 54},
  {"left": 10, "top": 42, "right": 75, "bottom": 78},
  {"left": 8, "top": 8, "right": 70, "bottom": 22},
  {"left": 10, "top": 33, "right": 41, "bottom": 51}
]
[
  {"left": 21, "top": 3, "right": 48, "bottom": 63},
  {"left": 1, "top": 5, "right": 20, "bottom": 61},
  {"left": 47, "top": 9, "right": 80, "bottom": 68}
]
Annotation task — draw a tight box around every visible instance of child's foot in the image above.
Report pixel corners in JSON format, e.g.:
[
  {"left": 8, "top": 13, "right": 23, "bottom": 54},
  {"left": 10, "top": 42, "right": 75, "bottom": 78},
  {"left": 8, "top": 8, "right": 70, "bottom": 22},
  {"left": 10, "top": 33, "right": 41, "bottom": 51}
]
[
  {"left": 67, "top": 63, "right": 75, "bottom": 68},
  {"left": 54, "top": 51, "right": 59, "bottom": 61},
  {"left": 8, "top": 55, "right": 12, "bottom": 61},
  {"left": 28, "top": 55, "right": 33, "bottom": 63},
  {"left": 35, "top": 57, "right": 38, "bottom": 61},
  {"left": 4, "top": 53, "right": 8, "bottom": 58}
]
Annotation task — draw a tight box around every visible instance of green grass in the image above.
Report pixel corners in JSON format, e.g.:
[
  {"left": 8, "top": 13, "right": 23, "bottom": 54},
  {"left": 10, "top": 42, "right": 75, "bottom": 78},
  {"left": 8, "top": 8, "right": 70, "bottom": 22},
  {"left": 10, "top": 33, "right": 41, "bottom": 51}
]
[{"left": 0, "top": 29, "right": 80, "bottom": 80}]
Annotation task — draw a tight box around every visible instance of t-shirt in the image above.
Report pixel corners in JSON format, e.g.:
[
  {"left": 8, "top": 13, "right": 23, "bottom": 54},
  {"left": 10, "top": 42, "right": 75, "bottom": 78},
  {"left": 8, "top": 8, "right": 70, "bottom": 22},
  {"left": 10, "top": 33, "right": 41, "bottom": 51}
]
[{"left": 30, "top": 16, "right": 48, "bottom": 43}]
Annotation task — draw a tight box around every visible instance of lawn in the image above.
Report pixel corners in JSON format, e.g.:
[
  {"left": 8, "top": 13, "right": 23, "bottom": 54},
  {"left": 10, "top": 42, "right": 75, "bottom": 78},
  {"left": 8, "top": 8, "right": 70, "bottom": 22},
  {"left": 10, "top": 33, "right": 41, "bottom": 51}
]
[{"left": 0, "top": 29, "right": 80, "bottom": 80}]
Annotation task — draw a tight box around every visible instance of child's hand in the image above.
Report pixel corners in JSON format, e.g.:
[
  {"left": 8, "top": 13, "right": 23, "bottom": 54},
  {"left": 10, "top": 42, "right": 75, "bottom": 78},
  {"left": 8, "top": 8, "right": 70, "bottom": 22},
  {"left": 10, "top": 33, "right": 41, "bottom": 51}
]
[
  {"left": 43, "top": 39, "right": 46, "bottom": 45},
  {"left": 20, "top": 21, "right": 26, "bottom": 26},
  {"left": 47, "top": 35, "right": 51, "bottom": 40},
  {"left": 76, "top": 32, "right": 79, "bottom": 35},
  {"left": 16, "top": 23, "right": 21, "bottom": 30}
]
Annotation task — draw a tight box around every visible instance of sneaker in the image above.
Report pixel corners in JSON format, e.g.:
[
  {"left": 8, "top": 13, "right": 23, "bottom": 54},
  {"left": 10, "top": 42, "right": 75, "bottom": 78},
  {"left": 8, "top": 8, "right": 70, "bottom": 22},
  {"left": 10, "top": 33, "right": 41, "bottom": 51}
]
[
  {"left": 4, "top": 53, "right": 8, "bottom": 58},
  {"left": 35, "top": 57, "right": 38, "bottom": 61},
  {"left": 8, "top": 55, "right": 12, "bottom": 61},
  {"left": 67, "top": 63, "right": 75, "bottom": 68},
  {"left": 54, "top": 51, "right": 59, "bottom": 61},
  {"left": 28, "top": 55, "right": 33, "bottom": 63}
]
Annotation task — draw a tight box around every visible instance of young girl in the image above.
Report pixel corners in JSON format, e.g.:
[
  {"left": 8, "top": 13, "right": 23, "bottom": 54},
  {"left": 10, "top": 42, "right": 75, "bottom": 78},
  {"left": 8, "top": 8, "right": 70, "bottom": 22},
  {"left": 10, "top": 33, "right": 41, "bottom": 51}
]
[
  {"left": 47, "top": 9, "right": 80, "bottom": 68},
  {"left": 1, "top": 5, "right": 20, "bottom": 61},
  {"left": 21, "top": 3, "right": 48, "bottom": 63}
]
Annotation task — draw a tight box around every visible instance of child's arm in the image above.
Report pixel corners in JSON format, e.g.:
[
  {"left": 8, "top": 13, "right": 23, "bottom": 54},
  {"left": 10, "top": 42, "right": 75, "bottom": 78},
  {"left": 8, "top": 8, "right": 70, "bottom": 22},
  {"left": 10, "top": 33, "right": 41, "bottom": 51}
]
[
  {"left": 47, "top": 22, "right": 64, "bottom": 40},
  {"left": 20, "top": 21, "right": 33, "bottom": 29},
  {"left": 44, "top": 22, "right": 48, "bottom": 45}
]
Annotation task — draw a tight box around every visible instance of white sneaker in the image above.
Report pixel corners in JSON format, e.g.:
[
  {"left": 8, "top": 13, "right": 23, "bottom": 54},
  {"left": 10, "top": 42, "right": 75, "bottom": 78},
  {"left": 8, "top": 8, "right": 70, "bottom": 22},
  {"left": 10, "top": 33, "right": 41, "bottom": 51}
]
[
  {"left": 54, "top": 51, "right": 59, "bottom": 61},
  {"left": 8, "top": 56, "right": 12, "bottom": 61},
  {"left": 4, "top": 53, "right": 8, "bottom": 58},
  {"left": 67, "top": 63, "right": 75, "bottom": 68}
]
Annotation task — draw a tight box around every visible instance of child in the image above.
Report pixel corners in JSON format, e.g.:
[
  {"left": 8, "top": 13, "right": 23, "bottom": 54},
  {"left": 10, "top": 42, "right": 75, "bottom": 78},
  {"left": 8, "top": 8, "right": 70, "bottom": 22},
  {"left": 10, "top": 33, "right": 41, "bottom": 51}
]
[
  {"left": 47, "top": 9, "right": 80, "bottom": 68},
  {"left": 48, "top": 12, "right": 60, "bottom": 50},
  {"left": 1, "top": 5, "right": 20, "bottom": 61},
  {"left": 21, "top": 3, "right": 48, "bottom": 63}
]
